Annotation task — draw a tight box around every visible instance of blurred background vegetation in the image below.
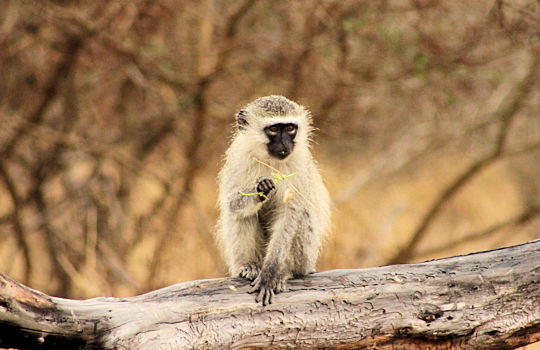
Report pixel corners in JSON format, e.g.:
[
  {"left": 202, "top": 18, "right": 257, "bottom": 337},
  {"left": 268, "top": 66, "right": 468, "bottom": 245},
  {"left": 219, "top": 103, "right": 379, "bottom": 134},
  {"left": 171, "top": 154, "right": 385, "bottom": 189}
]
[{"left": 0, "top": 0, "right": 539, "bottom": 303}]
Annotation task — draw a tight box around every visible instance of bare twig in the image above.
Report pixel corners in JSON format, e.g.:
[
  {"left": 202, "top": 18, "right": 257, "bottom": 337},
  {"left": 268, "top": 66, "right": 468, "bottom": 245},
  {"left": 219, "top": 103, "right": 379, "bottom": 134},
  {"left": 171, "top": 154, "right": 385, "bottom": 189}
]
[
  {"left": 251, "top": 157, "right": 318, "bottom": 211},
  {"left": 9, "top": 118, "right": 172, "bottom": 193},
  {"left": 36, "top": 4, "right": 188, "bottom": 91},
  {"left": 0, "top": 22, "right": 84, "bottom": 290},
  {"left": 333, "top": 124, "right": 435, "bottom": 206},
  {"left": 98, "top": 240, "right": 140, "bottom": 293},
  {"left": 0, "top": 35, "right": 83, "bottom": 160},
  {"left": 387, "top": 49, "right": 539, "bottom": 265},
  {"left": 145, "top": 0, "right": 257, "bottom": 288},
  {"left": 316, "top": 3, "right": 365, "bottom": 119},
  {"left": 286, "top": 2, "right": 336, "bottom": 100},
  {"left": 0, "top": 164, "right": 32, "bottom": 285},
  {"left": 33, "top": 183, "right": 72, "bottom": 297},
  {"left": 416, "top": 205, "right": 540, "bottom": 258}
]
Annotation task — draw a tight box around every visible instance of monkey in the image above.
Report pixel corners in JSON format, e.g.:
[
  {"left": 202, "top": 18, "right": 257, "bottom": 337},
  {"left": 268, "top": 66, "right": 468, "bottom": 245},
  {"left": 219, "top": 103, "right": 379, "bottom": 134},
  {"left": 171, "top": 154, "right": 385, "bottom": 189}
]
[{"left": 215, "top": 95, "right": 331, "bottom": 306}]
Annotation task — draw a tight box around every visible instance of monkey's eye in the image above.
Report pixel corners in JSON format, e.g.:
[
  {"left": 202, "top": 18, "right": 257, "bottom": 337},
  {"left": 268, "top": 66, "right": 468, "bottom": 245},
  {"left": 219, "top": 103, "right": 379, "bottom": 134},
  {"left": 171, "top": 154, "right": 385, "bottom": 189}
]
[
  {"left": 268, "top": 126, "right": 279, "bottom": 135},
  {"left": 286, "top": 125, "right": 297, "bottom": 134}
]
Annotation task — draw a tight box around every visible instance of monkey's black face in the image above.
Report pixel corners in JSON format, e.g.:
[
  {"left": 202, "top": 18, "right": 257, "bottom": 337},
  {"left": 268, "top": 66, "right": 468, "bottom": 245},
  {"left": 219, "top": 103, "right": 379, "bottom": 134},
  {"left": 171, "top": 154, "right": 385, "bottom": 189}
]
[{"left": 264, "top": 123, "right": 297, "bottom": 159}]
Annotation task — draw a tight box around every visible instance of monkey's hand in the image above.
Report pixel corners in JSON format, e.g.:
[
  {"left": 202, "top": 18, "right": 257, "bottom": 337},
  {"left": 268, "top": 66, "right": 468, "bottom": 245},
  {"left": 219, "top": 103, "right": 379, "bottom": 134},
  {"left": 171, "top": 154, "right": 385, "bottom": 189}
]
[
  {"left": 239, "top": 263, "right": 260, "bottom": 281},
  {"left": 248, "top": 268, "right": 287, "bottom": 306},
  {"left": 256, "top": 177, "right": 275, "bottom": 201}
]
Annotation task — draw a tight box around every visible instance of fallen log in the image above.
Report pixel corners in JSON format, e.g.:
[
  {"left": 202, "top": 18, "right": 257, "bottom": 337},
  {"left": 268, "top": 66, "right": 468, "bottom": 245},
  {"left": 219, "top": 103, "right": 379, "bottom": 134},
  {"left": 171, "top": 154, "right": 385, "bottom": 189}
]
[{"left": 1, "top": 240, "right": 539, "bottom": 349}]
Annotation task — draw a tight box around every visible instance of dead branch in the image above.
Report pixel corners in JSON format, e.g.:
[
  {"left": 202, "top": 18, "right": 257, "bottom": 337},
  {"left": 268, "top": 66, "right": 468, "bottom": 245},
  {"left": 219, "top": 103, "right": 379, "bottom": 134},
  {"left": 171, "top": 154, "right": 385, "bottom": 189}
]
[
  {"left": 286, "top": 2, "right": 336, "bottom": 100},
  {"left": 416, "top": 204, "right": 539, "bottom": 258},
  {"left": 0, "top": 164, "right": 32, "bottom": 285},
  {"left": 37, "top": 4, "right": 188, "bottom": 92},
  {"left": 0, "top": 34, "right": 83, "bottom": 160},
  {"left": 0, "top": 240, "right": 538, "bottom": 349},
  {"left": 145, "top": 0, "right": 257, "bottom": 287},
  {"left": 387, "top": 48, "right": 539, "bottom": 264}
]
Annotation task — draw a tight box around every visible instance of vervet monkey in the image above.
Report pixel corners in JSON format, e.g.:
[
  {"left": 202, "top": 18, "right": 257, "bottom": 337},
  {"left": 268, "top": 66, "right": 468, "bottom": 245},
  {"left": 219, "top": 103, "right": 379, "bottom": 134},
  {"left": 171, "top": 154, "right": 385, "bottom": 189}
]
[{"left": 216, "top": 95, "right": 331, "bottom": 305}]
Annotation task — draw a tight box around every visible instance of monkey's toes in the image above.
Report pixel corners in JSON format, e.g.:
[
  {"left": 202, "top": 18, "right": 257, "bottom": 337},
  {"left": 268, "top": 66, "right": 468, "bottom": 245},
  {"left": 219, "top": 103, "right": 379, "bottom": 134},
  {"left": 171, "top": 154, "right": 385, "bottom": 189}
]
[
  {"left": 258, "top": 286, "right": 274, "bottom": 306},
  {"left": 276, "top": 280, "right": 288, "bottom": 293},
  {"left": 249, "top": 276, "right": 287, "bottom": 305},
  {"left": 239, "top": 263, "right": 259, "bottom": 281},
  {"left": 250, "top": 281, "right": 274, "bottom": 306}
]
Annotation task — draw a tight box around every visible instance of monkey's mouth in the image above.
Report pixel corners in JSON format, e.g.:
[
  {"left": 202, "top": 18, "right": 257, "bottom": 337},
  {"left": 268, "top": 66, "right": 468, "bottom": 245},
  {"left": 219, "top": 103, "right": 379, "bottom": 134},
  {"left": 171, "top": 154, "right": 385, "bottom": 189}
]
[
  {"left": 267, "top": 144, "right": 293, "bottom": 160},
  {"left": 268, "top": 149, "right": 290, "bottom": 160}
]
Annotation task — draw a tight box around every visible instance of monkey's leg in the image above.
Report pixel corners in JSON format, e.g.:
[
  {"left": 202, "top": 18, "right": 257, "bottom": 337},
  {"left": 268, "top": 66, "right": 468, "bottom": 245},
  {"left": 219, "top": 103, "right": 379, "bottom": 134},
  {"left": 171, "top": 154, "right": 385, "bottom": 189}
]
[
  {"left": 291, "top": 209, "right": 320, "bottom": 276},
  {"left": 226, "top": 216, "right": 264, "bottom": 281},
  {"left": 249, "top": 208, "right": 301, "bottom": 305}
]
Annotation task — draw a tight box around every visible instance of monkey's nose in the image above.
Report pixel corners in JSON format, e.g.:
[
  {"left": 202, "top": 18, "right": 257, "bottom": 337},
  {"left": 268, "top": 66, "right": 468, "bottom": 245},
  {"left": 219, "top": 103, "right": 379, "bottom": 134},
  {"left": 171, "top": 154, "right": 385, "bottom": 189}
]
[{"left": 279, "top": 149, "right": 290, "bottom": 158}]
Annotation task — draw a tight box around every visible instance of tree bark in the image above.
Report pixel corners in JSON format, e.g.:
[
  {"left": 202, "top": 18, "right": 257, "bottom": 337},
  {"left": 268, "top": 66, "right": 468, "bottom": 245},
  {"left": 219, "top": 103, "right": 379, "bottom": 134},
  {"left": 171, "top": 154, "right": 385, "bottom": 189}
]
[{"left": 1, "top": 240, "right": 539, "bottom": 349}]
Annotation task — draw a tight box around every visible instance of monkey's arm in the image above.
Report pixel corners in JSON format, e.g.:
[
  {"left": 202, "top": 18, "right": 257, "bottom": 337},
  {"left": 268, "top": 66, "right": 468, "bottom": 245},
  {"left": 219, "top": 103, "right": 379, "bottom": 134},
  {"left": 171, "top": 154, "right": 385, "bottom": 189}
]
[
  {"left": 228, "top": 178, "right": 275, "bottom": 218},
  {"left": 249, "top": 207, "right": 301, "bottom": 305}
]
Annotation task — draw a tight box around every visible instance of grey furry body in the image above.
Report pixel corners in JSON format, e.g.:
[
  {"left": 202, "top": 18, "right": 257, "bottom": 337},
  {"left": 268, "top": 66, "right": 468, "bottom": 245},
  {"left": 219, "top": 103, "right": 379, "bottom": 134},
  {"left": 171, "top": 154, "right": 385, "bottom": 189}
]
[{"left": 215, "top": 96, "right": 331, "bottom": 304}]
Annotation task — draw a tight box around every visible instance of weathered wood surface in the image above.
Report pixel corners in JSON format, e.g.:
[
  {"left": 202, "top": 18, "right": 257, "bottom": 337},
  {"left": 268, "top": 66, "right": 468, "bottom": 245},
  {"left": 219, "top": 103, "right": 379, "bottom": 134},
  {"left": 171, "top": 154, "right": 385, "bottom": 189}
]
[{"left": 1, "top": 240, "right": 539, "bottom": 349}]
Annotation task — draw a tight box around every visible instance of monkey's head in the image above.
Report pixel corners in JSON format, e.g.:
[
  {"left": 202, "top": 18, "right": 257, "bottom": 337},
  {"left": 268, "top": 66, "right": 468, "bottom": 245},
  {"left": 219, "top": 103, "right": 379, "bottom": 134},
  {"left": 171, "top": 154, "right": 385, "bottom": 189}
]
[{"left": 235, "top": 95, "right": 312, "bottom": 161}]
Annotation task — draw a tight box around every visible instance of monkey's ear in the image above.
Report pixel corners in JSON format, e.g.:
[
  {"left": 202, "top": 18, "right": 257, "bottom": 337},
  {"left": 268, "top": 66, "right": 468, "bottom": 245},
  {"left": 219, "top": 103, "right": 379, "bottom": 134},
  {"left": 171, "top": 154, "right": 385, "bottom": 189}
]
[{"left": 236, "top": 110, "right": 249, "bottom": 131}]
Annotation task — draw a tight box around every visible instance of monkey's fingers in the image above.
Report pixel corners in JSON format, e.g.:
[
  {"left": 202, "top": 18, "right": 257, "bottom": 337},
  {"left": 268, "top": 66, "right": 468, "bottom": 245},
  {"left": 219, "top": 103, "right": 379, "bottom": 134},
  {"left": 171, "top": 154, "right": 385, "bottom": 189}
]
[
  {"left": 248, "top": 278, "right": 261, "bottom": 292},
  {"left": 263, "top": 287, "right": 274, "bottom": 305},
  {"left": 240, "top": 264, "right": 259, "bottom": 281},
  {"left": 256, "top": 177, "right": 275, "bottom": 194},
  {"left": 254, "top": 287, "right": 273, "bottom": 306},
  {"left": 248, "top": 280, "right": 272, "bottom": 305},
  {"left": 276, "top": 280, "right": 288, "bottom": 293},
  {"left": 254, "top": 288, "right": 264, "bottom": 303}
]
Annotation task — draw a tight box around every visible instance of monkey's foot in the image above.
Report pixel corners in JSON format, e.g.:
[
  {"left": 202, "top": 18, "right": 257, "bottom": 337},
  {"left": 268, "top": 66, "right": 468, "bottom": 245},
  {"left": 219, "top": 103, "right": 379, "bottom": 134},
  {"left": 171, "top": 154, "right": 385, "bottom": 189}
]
[
  {"left": 249, "top": 274, "right": 287, "bottom": 306},
  {"left": 239, "top": 263, "right": 260, "bottom": 281}
]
